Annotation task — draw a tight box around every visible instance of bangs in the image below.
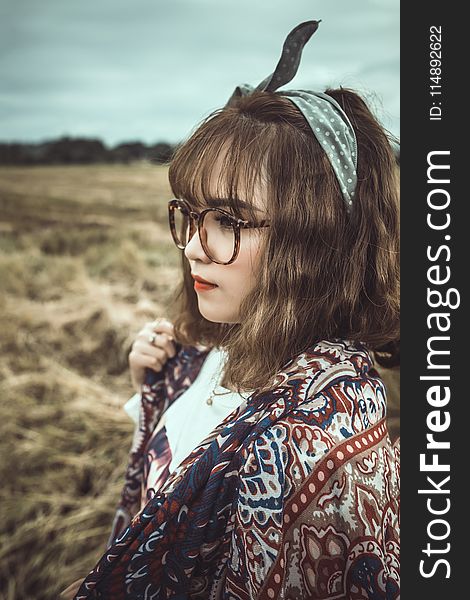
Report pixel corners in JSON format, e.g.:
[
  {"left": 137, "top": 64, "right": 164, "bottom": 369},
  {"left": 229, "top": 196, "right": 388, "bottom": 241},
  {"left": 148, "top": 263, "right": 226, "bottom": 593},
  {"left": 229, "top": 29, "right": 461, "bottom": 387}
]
[{"left": 168, "top": 108, "right": 276, "bottom": 222}]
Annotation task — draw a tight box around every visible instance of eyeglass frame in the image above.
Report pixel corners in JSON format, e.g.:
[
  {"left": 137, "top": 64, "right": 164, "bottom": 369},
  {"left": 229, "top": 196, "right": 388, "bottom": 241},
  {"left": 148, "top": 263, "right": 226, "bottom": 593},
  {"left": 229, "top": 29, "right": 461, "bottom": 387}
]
[{"left": 168, "top": 198, "right": 271, "bottom": 265}]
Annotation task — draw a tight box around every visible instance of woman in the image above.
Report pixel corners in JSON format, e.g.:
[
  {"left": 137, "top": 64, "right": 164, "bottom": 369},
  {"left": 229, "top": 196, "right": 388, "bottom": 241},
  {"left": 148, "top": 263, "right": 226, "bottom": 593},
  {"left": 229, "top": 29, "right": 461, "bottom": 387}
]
[{"left": 64, "top": 20, "right": 400, "bottom": 599}]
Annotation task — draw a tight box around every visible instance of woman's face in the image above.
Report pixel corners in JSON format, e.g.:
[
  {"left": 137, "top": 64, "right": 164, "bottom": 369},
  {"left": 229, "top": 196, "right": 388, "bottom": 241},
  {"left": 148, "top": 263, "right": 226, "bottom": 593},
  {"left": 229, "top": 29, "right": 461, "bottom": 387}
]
[{"left": 184, "top": 161, "right": 268, "bottom": 324}]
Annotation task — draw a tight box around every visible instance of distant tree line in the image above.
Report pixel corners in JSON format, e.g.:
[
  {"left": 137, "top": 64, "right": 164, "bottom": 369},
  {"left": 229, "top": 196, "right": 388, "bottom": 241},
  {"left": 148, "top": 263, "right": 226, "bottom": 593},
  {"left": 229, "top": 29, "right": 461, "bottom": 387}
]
[
  {"left": 0, "top": 136, "right": 400, "bottom": 166},
  {"left": 0, "top": 136, "right": 177, "bottom": 165}
]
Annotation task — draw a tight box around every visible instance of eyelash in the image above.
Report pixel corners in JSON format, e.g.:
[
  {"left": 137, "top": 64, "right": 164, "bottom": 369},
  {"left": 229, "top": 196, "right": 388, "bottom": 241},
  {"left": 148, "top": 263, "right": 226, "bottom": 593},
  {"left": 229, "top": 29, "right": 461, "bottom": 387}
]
[{"left": 214, "top": 214, "right": 235, "bottom": 229}]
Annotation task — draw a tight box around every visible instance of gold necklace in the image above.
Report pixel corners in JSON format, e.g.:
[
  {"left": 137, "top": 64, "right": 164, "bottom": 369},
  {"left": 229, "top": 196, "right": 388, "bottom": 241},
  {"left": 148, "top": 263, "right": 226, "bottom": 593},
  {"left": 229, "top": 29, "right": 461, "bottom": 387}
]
[
  {"left": 205, "top": 349, "right": 252, "bottom": 405},
  {"left": 206, "top": 390, "right": 230, "bottom": 405},
  {"left": 205, "top": 350, "right": 229, "bottom": 405},
  {"left": 206, "top": 377, "right": 253, "bottom": 405},
  {"left": 206, "top": 378, "right": 233, "bottom": 405}
]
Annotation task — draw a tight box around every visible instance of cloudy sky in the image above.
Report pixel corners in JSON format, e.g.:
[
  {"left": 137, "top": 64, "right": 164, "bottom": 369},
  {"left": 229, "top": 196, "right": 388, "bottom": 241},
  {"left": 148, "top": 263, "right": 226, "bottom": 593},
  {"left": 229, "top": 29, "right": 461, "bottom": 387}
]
[{"left": 0, "top": 0, "right": 399, "bottom": 146}]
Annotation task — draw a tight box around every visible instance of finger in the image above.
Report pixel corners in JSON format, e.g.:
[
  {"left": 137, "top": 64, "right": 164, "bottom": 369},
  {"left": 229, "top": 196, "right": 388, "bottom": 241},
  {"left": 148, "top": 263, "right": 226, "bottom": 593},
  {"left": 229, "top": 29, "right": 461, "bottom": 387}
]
[
  {"left": 149, "top": 318, "right": 175, "bottom": 337},
  {"left": 149, "top": 332, "right": 177, "bottom": 358},
  {"left": 135, "top": 320, "right": 173, "bottom": 342},
  {"left": 137, "top": 326, "right": 172, "bottom": 343},
  {"left": 135, "top": 333, "right": 177, "bottom": 359},
  {"left": 129, "top": 351, "right": 163, "bottom": 372},
  {"left": 131, "top": 340, "right": 169, "bottom": 362}
]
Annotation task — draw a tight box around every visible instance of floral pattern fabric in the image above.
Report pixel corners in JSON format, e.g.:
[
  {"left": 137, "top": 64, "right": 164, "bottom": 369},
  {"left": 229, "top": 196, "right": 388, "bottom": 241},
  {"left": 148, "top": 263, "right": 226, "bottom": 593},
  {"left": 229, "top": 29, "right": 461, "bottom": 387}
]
[{"left": 75, "top": 339, "right": 400, "bottom": 599}]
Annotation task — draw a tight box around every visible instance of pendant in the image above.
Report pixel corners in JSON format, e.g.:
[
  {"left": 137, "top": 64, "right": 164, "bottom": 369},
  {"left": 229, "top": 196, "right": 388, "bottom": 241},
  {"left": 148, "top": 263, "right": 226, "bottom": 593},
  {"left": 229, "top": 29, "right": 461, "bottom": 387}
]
[{"left": 206, "top": 397, "right": 213, "bottom": 405}]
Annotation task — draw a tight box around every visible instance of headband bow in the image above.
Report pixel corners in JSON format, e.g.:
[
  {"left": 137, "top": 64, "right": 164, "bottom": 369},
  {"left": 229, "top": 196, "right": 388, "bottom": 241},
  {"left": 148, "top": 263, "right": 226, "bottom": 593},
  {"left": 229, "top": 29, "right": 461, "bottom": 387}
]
[{"left": 225, "top": 20, "right": 358, "bottom": 212}]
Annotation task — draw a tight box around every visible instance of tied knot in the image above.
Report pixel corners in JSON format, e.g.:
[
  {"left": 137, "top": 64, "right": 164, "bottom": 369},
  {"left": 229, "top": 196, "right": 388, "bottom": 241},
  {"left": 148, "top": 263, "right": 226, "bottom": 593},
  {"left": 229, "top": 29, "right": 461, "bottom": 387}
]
[{"left": 225, "top": 20, "right": 358, "bottom": 213}]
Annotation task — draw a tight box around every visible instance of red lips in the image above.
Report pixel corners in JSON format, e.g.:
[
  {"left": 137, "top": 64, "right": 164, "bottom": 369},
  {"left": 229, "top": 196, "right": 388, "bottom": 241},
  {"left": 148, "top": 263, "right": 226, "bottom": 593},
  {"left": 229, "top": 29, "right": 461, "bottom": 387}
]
[{"left": 191, "top": 274, "right": 217, "bottom": 285}]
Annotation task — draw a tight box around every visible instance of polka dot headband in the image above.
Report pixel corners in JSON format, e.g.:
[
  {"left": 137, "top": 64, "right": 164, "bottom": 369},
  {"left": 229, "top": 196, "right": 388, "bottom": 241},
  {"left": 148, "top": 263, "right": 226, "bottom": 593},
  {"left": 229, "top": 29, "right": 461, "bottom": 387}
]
[{"left": 225, "top": 20, "right": 358, "bottom": 213}]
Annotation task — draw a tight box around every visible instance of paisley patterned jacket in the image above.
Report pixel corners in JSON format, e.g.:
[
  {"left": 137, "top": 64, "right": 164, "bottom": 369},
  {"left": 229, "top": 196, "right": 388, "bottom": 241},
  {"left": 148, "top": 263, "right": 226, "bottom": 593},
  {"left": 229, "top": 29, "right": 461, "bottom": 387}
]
[{"left": 75, "top": 339, "right": 400, "bottom": 599}]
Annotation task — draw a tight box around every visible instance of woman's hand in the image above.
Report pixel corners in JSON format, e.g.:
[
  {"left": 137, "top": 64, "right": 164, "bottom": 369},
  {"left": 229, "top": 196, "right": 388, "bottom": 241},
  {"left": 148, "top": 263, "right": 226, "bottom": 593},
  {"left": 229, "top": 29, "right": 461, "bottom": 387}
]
[
  {"left": 128, "top": 318, "right": 177, "bottom": 392},
  {"left": 59, "top": 577, "right": 84, "bottom": 599}
]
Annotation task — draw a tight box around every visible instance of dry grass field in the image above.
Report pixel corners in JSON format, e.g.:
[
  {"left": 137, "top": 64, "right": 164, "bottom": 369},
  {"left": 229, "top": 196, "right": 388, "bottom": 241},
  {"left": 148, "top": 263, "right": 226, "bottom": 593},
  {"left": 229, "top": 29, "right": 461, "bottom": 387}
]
[
  {"left": 0, "top": 163, "right": 399, "bottom": 599},
  {"left": 0, "top": 163, "right": 181, "bottom": 599}
]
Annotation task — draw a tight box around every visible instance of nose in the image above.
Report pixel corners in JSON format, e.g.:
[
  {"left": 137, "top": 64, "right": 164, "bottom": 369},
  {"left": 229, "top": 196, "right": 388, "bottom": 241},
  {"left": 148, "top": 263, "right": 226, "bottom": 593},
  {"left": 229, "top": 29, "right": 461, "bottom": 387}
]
[{"left": 184, "top": 226, "right": 211, "bottom": 263}]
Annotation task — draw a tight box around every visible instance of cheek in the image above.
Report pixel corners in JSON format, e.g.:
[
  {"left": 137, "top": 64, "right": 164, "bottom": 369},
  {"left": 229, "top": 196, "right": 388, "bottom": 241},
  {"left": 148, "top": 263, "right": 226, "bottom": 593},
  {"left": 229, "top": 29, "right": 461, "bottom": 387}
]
[
  {"left": 231, "top": 237, "right": 264, "bottom": 288},
  {"left": 247, "top": 234, "right": 265, "bottom": 272}
]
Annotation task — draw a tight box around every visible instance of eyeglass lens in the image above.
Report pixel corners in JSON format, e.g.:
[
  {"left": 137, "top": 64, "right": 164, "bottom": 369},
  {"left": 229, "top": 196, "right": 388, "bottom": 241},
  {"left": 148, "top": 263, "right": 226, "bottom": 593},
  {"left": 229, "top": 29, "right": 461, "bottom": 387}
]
[{"left": 172, "top": 205, "right": 236, "bottom": 263}]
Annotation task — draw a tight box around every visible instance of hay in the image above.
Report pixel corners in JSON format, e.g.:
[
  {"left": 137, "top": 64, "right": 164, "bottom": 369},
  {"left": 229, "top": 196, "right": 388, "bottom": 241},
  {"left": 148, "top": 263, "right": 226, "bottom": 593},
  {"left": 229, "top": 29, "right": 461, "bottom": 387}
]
[{"left": 0, "top": 164, "right": 178, "bottom": 599}]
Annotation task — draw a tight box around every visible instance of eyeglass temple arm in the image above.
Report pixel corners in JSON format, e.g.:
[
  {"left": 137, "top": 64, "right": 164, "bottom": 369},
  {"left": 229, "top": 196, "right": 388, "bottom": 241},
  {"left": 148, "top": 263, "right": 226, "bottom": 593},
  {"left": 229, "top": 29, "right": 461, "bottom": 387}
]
[{"left": 240, "top": 220, "right": 271, "bottom": 228}]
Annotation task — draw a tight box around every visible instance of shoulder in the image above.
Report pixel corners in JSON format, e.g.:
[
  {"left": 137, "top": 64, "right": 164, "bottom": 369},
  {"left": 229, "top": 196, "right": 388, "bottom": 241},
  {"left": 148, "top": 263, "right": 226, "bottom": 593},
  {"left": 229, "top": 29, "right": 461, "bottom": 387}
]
[
  {"left": 238, "top": 339, "right": 389, "bottom": 487},
  {"left": 273, "top": 338, "right": 385, "bottom": 428}
]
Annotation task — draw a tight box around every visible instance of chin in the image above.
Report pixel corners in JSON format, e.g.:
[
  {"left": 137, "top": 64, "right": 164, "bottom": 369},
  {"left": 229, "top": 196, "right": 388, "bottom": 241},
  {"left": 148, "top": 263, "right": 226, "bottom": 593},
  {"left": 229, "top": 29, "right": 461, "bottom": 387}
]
[
  {"left": 202, "top": 315, "right": 235, "bottom": 324},
  {"left": 197, "top": 307, "right": 237, "bottom": 324},
  {"left": 196, "top": 298, "right": 239, "bottom": 324}
]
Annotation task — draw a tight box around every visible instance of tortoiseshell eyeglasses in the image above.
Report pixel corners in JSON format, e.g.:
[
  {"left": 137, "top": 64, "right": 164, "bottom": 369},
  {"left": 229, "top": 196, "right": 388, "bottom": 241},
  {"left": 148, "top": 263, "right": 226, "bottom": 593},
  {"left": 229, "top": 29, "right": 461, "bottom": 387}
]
[{"left": 168, "top": 198, "right": 270, "bottom": 264}]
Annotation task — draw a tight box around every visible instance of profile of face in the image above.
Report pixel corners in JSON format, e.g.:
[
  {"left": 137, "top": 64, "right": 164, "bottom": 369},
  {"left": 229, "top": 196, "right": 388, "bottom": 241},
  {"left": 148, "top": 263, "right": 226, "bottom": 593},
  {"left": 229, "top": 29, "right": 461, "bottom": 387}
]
[{"left": 183, "top": 153, "right": 268, "bottom": 324}]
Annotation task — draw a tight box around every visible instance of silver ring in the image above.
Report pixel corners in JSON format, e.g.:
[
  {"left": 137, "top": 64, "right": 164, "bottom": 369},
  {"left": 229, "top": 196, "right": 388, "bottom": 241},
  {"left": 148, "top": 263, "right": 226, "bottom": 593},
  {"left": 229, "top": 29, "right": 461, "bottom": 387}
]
[{"left": 148, "top": 333, "right": 158, "bottom": 345}]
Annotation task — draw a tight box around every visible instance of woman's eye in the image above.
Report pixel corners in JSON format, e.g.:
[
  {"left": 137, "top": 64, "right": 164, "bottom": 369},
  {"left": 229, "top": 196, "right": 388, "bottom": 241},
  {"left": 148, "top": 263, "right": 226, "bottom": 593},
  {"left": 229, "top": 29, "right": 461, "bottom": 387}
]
[{"left": 215, "top": 215, "right": 234, "bottom": 229}]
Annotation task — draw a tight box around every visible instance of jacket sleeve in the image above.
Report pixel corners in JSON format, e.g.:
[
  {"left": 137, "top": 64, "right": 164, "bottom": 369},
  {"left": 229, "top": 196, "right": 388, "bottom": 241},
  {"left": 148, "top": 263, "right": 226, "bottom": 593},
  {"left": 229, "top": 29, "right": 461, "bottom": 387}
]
[{"left": 224, "top": 390, "right": 400, "bottom": 599}]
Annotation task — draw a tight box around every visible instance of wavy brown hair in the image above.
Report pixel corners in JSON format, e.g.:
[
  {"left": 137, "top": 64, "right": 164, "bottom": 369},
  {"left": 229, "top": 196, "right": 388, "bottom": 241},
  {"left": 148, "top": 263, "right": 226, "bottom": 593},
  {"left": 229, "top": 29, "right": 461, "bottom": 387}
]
[{"left": 165, "top": 88, "right": 400, "bottom": 394}]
